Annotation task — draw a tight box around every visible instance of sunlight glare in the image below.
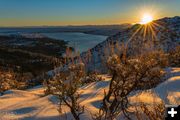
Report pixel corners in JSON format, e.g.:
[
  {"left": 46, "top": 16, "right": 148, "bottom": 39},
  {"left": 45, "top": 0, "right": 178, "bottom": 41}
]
[{"left": 140, "top": 13, "right": 153, "bottom": 24}]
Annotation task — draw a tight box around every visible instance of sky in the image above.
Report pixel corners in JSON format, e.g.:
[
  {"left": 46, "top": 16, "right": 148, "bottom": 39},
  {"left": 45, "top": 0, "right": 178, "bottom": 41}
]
[{"left": 0, "top": 0, "right": 179, "bottom": 27}]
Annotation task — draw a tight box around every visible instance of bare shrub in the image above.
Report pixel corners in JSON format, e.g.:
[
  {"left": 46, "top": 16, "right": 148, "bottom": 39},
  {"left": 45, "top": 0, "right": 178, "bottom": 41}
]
[
  {"left": 169, "top": 46, "right": 180, "bottom": 67},
  {"left": 83, "top": 72, "right": 103, "bottom": 84},
  {"left": 134, "top": 101, "right": 165, "bottom": 120},
  {"left": 0, "top": 69, "right": 17, "bottom": 95},
  {"left": 45, "top": 63, "right": 85, "bottom": 120},
  {"left": 93, "top": 51, "right": 167, "bottom": 120},
  {"left": 43, "top": 74, "right": 52, "bottom": 95}
]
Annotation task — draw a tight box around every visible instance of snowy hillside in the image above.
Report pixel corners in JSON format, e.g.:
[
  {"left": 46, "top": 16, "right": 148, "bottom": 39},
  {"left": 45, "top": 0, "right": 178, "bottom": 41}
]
[
  {"left": 0, "top": 67, "right": 179, "bottom": 120},
  {"left": 80, "top": 16, "right": 180, "bottom": 72}
]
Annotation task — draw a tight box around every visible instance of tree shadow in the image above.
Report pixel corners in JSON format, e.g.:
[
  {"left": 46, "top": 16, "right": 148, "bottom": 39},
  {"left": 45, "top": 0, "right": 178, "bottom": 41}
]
[
  {"left": 94, "top": 80, "right": 110, "bottom": 89},
  {"left": 91, "top": 100, "right": 102, "bottom": 109},
  {"left": 11, "top": 107, "right": 37, "bottom": 115}
]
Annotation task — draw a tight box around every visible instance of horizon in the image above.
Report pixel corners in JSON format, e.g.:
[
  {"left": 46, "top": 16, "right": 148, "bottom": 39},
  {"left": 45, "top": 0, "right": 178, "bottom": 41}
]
[
  {"left": 0, "top": 0, "right": 180, "bottom": 27},
  {"left": 0, "top": 23, "right": 130, "bottom": 28},
  {"left": 0, "top": 16, "right": 179, "bottom": 28}
]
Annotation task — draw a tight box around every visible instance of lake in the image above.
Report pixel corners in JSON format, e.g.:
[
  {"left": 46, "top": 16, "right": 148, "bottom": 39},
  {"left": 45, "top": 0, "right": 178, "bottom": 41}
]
[
  {"left": 42, "top": 32, "right": 108, "bottom": 53},
  {"left": 0, "top": 28, "right": 108, "bottom": 53}
]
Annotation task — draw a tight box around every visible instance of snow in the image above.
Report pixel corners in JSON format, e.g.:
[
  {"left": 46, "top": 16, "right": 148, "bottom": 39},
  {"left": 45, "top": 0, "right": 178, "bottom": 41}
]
[
  {"left": 130, "top": 68, "right": 180, "bottom": 105},
  {"left": 0, "top": 68, "right": 179, "bottom": 120},
  {"left": 80, "top": 17, "right": 180, "bottom": 72}
]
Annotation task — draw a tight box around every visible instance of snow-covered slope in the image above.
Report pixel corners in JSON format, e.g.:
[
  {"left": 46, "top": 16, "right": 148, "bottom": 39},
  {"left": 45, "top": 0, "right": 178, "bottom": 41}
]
[
  {"left": 0, "top": 68, "right": 179, "bottom": 120},
  {"left": 80, "top": 16, "right": 180, "bottom": 72}
]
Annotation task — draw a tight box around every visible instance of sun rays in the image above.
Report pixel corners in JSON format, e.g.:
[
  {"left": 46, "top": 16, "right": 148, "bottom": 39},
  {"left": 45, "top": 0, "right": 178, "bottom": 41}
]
[{"left": 124, "top": 18, "right": 165, "bottom": 51}]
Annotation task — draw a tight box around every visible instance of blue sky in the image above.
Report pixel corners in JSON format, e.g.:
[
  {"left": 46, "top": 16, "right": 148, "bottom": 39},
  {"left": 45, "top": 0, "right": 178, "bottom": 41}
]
[{"left": 0, "top": 0, "right": 179, "bottom": 26}]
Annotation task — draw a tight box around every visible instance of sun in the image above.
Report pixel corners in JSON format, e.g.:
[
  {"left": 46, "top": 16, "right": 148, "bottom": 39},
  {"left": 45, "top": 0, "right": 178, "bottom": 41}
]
[{"left": 140, "top": 13, "right": 153, "bottom": 24}]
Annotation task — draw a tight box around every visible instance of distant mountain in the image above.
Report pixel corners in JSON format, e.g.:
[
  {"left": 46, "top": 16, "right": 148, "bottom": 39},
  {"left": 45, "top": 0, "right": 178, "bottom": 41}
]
[
  {"left": 0, "top": 24, "right": 131, "bottom": 36},
  {"left": 80, "top": 16, "right": 180, "bottom": 72}
]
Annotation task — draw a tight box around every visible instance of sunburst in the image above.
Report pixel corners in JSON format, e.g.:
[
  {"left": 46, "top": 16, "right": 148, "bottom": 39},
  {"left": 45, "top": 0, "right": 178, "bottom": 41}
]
[{"left": 140, "top": 13, "right": 153, "bottom": 24}]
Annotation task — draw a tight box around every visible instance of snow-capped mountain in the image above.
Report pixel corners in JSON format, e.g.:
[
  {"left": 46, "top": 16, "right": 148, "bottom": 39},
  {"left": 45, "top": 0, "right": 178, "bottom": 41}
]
[{"left": 80, "top": 16, "right": 180, "bottom": 72}]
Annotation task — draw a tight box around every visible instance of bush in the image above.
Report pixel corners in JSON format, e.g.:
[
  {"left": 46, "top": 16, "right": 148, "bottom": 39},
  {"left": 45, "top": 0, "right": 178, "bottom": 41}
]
[
  {"left": 169, "top": 46, "right": 180, "bottom": 67},
  {"left": 45, "top": 63, "right": 85, "bottom": 120},
  {"left": 0, "top": 70, "right": 17, "bottom": 95},
  {"left": 83, "top": 72, "right": 103, "bottom": 84},
  {"left": 134, "top": 101, "right": 165, "bottom": 120},
  {"left": 94, "top": 51, "right": 167, "bottom": 120}
]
